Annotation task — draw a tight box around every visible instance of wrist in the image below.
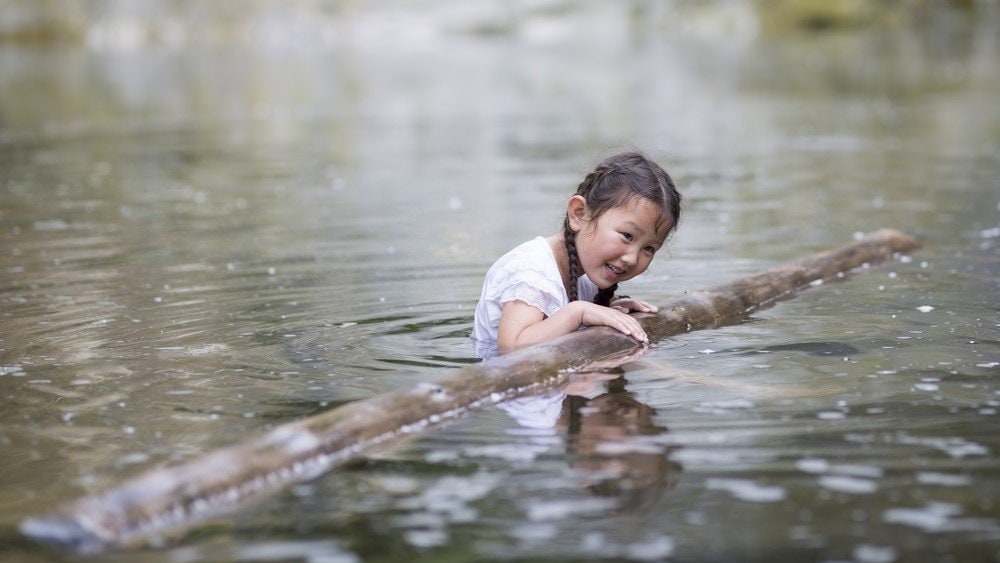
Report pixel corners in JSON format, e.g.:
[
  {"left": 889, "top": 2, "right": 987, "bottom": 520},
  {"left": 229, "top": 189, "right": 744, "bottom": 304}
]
[{"left": 563, "top": 300, "right": 586, "bottom": 320}]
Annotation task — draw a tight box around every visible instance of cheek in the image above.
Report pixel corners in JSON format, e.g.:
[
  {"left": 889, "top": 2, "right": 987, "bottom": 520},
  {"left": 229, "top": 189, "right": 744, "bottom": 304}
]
[{"left": 637, "top": 255, "right": 654, "bottom": 272}]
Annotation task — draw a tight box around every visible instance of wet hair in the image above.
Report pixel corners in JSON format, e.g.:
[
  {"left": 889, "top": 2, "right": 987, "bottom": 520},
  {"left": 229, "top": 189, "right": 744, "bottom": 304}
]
[{"left": 563, "top": 151, "right": 681, "bottom": 306}]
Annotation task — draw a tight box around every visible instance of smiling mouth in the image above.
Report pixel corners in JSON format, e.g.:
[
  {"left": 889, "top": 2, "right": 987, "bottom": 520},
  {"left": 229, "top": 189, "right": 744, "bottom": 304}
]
[{"left": 605, "top": 263, "right": 626, "bottom": 276}]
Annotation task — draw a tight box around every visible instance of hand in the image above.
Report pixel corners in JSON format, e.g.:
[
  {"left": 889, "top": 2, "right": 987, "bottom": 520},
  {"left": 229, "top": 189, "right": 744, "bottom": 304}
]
[
  {"left": 610, "top": 296, "right": 658, "bottom": 315},
  {"left": 578, "top": 301, "right": 649, "bottom": 344}
]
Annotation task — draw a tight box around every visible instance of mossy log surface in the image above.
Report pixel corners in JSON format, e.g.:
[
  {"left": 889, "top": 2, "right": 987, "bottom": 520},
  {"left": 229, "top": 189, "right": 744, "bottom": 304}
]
[{"left": 20, "top": 229, "right": 919, "bottom": 552}]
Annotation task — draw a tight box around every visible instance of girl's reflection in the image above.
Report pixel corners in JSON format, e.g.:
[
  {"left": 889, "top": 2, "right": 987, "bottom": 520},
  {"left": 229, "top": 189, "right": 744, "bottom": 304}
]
[{"left": 500, "top": 371, "right": 681, "bottom": 510}]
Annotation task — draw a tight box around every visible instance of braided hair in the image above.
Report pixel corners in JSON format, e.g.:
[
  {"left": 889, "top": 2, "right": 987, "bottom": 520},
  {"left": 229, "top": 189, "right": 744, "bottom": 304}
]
[{"left": 563, "top": 152, "right": 681, "bottom": 307}]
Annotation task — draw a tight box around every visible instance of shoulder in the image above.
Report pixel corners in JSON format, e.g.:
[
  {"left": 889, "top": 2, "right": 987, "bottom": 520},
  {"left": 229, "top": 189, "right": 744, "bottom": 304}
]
[
  {"left": 481, "top": 237, "right": 566, "bottom": 314},
  {"left": 485, "top": 237, "right": 555, "bottom": 279},
  {"left": 493, "top": 237, "right": 551, "bottom": 266}
]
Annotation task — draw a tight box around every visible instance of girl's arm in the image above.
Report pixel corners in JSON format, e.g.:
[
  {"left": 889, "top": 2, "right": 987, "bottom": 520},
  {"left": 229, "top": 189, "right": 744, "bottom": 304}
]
[{"left": 497, "top": 300, "right": 649, "bottom": 355}]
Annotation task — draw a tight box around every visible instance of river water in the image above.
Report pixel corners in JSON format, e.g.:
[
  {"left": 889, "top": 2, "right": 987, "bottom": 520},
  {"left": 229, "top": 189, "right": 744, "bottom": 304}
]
[{"left": 1, "top": 4, "right": 998, "bottom": 562}]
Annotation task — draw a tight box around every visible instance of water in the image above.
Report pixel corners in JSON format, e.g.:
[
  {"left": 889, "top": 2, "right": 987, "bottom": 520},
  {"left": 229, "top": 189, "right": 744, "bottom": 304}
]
[{"left": 2, "top": 3, "right": 999, "bottom": 561}]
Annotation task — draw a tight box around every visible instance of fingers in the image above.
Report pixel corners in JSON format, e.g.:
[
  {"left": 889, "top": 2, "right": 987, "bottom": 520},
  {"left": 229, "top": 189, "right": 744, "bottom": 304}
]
[
  {"left": 612, "top": 297, "right": 659, "bottom": 314},
  {"left": 612, "top": 311, "right": 648, "bottom": 344},
  {"left": 632, "top": 298, "right": 658, "bottom": 313},
  {"left": 581, "top": 302, "right": 650, "bottom": 344}
]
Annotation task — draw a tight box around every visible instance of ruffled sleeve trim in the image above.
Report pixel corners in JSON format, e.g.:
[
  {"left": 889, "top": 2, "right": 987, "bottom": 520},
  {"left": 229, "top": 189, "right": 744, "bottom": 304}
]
[{"left": 485, "top": 264, "right": 566, "bottom": 319}]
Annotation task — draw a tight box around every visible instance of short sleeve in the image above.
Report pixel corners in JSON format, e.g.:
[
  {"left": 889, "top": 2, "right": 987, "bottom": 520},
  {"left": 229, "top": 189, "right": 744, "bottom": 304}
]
[
  {"left": 471, "top": 237, "right": 569, "bottom": 357},
  {"left": 486, "top": 265, "right": 565, "bottom": 319}
]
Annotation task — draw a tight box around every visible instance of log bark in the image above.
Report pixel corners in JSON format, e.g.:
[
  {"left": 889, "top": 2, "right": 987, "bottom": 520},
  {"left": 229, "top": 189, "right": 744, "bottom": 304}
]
[{"left": 20, "top": 228, "right": 919, "bottom": 552}]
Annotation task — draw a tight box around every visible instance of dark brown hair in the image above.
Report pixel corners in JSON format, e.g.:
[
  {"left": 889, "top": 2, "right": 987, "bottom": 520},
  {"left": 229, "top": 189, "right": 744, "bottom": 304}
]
[{"left": 563, "top": 152, "right": 681, "bottom": 306}]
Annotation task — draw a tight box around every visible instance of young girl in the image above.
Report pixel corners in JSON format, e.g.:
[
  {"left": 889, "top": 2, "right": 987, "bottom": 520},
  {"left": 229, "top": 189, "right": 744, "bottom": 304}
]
[{"left": 472, "top": 151, "right": 681, "bottom": 359}]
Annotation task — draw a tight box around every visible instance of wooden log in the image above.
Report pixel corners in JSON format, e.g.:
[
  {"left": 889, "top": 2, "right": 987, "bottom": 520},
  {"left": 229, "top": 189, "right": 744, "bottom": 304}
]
[{"left": 20, "top": 228, "right": 919, "bottom": 552}]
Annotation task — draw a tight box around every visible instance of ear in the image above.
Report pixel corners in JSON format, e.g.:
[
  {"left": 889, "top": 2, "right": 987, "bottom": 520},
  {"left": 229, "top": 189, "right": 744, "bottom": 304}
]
[{"left": 566, "top": 195, "right": 590, "bottom": 232}]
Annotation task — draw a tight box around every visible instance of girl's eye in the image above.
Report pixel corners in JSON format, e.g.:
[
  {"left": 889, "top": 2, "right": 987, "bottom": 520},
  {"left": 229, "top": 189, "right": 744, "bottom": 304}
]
[
  {"left": 644, "top": 246, "right": 657, "bottom": 255},
  {"left": 621, "top": 232, "right": 633, "bottom": 242}
]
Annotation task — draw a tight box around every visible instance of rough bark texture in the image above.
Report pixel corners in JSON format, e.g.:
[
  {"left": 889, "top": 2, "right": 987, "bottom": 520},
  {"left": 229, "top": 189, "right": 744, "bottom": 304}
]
[{"left": 20, "top": 229, "right": 919, "bottom": 552}]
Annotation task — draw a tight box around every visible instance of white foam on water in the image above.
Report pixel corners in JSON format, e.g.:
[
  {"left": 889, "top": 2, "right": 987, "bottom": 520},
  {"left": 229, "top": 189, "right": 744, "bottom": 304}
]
[
  {"left": 0, "top": 365, "right": 26, "bottom": 377},
  {"left": 853, "top": 543, "right": 899, "bottom": 563},
  {"left": 705, "top": 478, "right": 786, "bottom": 503},
  {"left": 463, "top": 444, "right": 539, "bottom": 462},
  {"left": 393, "top": 471, "right": 499, "bottom": 536},
  {"left": 916, "top": 305, "right": 934, "bottom": 313},
  {"left": 235, "top": 540, "right": 360, "bottom": 563},
  {"left": 896, "top": 434, "right": 988, "bottom": 458},
  {"left": 796, "top": 458, "right": 884, "bottom": 482},
  {"left": 33, "top": 219, "right": 69, "bottom": 231},
  {"left": 795, "top": 458, "right": 829, "bottom": 474},
  {"left": 392, "top": 512, "right": 446, "bottom": 529},
  {"left": 508, "top": 522, "right": 558, "bottom": 542},
  {"left": 424, "top": 450, "right": 459, "bottom": 463},
  {"left": 915, "top": 472, "right": 972, "bottom": 487},
  {"left": 594, "top": 438, "right": 665, "bottom": 456},
  {"left": 883, "top": 502, "right": 961, "bottom": 532},
  {"left": 524, "top": 497, "right": 618, "bottom": 521},
  {"left": 882, "top": 501, "right": 1000, "bottom": 534},
  {"left": 184, "top": 343, "right": 229, "bottom": 356},
  {"left": 375, "top": 475, "right": 420, "bottom": 494},
  {"left": 695, "top": 398, "right": 755, "bottom": 414},
  {"left": 117, "top": 453, "right": 150, "bottom": 465},
  {"left": 670, "top": 448, "right": 753, "bottom": 466},
  {"left": 624, "top": 535, "right": 675, "bottom": 561},
  {"left": 830, "top": 464, "right": 884, "bottom": 478},
  {"left": 404, "top": 528, "right": 449, "bottom": 548},
  {"left": 818, "top": 475, "right": 878, "bottom": 494},
  {"left": 420, "top": 472, "right": 500, "bottom": 509}
]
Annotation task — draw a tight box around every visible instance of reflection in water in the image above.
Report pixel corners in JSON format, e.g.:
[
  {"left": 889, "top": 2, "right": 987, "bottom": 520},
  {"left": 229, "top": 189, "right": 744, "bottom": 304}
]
[
  {"left": 560, "top": 375, "right": 680, "bottom": 510},
  {"left": 501, "top": 372, "right": 681, "bottom": 513}
]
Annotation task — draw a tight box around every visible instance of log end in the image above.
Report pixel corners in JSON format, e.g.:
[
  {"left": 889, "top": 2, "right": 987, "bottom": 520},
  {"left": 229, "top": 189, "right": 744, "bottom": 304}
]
[
  {"left": 867, "top": 228, "right": 920, "bottom": 253},
  {"left": 20, "top": 513, "right": 110, "bottom": 554}
]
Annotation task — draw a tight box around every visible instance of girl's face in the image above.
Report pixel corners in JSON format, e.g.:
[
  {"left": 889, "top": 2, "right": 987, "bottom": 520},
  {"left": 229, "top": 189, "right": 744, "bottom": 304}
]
[{"left": 569, "top": 196, "right": 668, "bottom": 289}]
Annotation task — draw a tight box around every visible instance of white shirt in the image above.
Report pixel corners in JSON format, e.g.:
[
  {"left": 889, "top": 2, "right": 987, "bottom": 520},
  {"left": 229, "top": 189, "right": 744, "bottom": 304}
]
[{"left": 472, "top": 236, "right": 598, "bottom": 359}]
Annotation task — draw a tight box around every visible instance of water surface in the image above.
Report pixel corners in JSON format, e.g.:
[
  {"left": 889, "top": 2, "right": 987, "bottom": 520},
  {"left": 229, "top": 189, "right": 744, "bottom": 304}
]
[{"left": 1, "top": 5, "right": 998, "bottom": 562}]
